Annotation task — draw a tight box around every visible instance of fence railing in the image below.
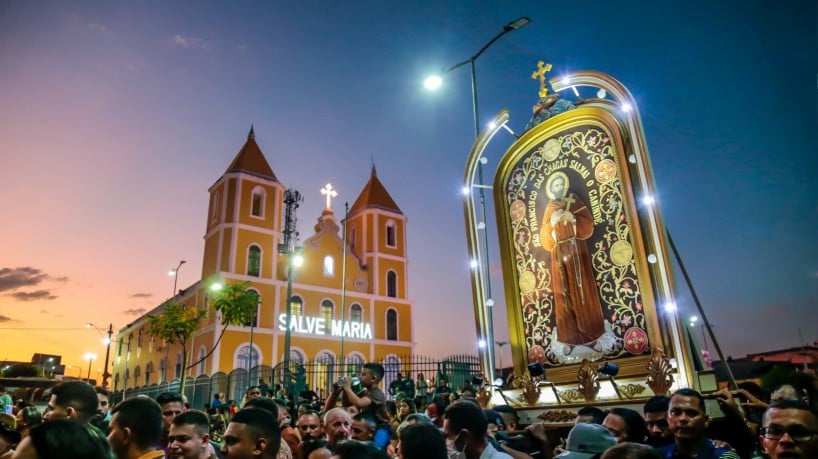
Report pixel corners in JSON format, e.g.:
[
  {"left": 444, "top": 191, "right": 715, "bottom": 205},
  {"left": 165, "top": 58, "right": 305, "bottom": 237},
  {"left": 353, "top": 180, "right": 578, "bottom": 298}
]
[{"left": 110, "top": 354, "right": 480, "bottom": 408}]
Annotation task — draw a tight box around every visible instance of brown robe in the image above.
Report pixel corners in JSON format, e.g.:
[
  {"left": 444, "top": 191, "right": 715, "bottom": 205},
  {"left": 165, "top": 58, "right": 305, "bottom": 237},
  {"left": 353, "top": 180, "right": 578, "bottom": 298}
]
[{"left": 540, "top": 192, "right": 605, "bottom": 345}]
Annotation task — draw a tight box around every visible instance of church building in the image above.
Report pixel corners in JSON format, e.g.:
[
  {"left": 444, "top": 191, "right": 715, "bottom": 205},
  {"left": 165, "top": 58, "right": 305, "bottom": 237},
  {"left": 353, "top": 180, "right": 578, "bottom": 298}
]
[{"left": 111, "top": 128, "right": 414, "bottom": 394}]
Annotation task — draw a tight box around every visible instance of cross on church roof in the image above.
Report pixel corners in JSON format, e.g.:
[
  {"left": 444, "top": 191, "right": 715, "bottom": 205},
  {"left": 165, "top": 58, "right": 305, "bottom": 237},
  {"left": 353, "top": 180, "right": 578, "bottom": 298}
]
[{"left": 321, "top": 183, "right": 338, "bottom": 211}]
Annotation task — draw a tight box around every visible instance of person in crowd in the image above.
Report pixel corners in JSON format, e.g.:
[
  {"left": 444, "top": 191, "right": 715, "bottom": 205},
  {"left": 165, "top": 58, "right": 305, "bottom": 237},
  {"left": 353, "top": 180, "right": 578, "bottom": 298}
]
[
  {"left": 272, "top": 400, "right": 298, "bottom": 455},
  {"left": 107, "top": 396, "right": 165, "bottom": 459},
  {"left": 351, "top": 412, "right": 378, "bottom": 443},
  {"left": 325, "top": 363, "right": 390, "bottom": 450},
  {"left": 329, "top": 441, "right": 389, "bottom": 459},
  {"left": 396, "top": 398, "right": 416, "bottom": 427},
  {"left": 228, "top": 400, "right": 238, "bottom": 417},
  {"left": 758, "top": 400, "right": 818, "bottom": 459},
  {"left": 43, "top": 381, "right": 99, "bottom": 424},
  {"left": 444, "top": 400, "right": 512, "bottom": 459},
  {"left": 576, "top": 406, "right": 607, "bottom": 425},
  {"left": 387, "top": 401, "right": 400, "bottom": 435},
  {"left": 221, "top": 408, "right": 281, "bottom": 459},
  {"left": 556, "top": 422, "right": 617, "bottom": 459},
  {"left": 402, "top": 373, "right": 415, "bottom": 399},
  {"left": 299, "top": 386, "right": 318, "bottom": 404},
  {"left": 244, "top": 387, "right": 263, "bottom": 406},
  {"left": 643, "top": 396, "right": 672, "bottom": 447},
  {"left": 168, "top": 410, "right": 213, "bottom": 459},
  {"left": 11, "top": 418, "right": 112, "bottom": 459},
  {"left": 603, "top": 408, "right": 647, "bottom": 444},
  {"left": 14, "top": 405, "right": 41, "bottom": 441},
  {"left": 241, "top": 398, "right": 292, "bottom": 459},
  {"left": 0, "top": 388, "right": 12, "bottom": 414},
  {"left": 390, "top": 374, "right": 405, "bottom": 399},
  {"left": 0, "top": 413, "right": 20, "bottom": 459},
  {"left": 211, "top": 394, "right": 223, "bottom": 409},
  {"left": 210, "top": 406, "right": 227, "bottom": 442},
  {"left": 707, "top": 388, "right": 756, "bottom": 459},
  {"left": 601, "top": 442, "right": 660, "bottom": 459},
  {"left": 655, "top": 388, "right": 740, "bottom": 459},
  {"left": 322, "top": 408, "right": 351, "bottom": 449},
  {"left": 91, "top": 387, "right": 112, "bottom": 433},
  {"left": 296, "top": 411, "right": 322, "bottom": 442},
  {"left": 770, "top": 383, "right": 809, "bottom": 405},
  {"left": 434, "top": 379, "right": 453, "bottom": 397},
  {"left": 300, "top": 439, "right": 331, "bottom": 459},
  {"left": 415, "top": 373, "right": 428, "bottom": 403},
  {"left": 398, "top": 421, "right": 447, "bottom": 459},
  {"left": 157, "top": 392, "right": 186, "bottom": 452}
]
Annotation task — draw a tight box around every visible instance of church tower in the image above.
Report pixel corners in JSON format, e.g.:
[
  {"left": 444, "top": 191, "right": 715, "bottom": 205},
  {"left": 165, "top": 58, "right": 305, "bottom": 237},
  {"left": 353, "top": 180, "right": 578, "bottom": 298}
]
[
  {"left": 201, "top": 126, "right": 285, "bottom": 282},
  {"left": 345, "top": 165, "right": 410, "bottom": 343}
]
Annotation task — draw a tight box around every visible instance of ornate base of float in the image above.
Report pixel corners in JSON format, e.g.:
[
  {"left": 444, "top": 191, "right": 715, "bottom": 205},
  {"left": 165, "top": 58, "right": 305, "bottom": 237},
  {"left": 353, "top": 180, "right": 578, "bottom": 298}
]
[{"left": 474, "top": 348, "right": 708, "bottom": 426}]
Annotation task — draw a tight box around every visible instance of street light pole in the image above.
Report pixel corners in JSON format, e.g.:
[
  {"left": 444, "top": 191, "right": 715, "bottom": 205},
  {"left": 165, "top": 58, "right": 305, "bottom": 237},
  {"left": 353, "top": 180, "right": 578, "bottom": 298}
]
[
  {"left": 280, "top": 188, "right": 302, "bottom": 398},
  {"left": 102, "top": 324, "right": 113, "bottom": 388},
  {"left": 169, "top": 260, "right": 186, "bottom": 297},
  {"left": 84, "top": 353, "right": 97, "bottom": 382},
  {"left": 426, "top": 17, "right": 530, "bottom": 380}
]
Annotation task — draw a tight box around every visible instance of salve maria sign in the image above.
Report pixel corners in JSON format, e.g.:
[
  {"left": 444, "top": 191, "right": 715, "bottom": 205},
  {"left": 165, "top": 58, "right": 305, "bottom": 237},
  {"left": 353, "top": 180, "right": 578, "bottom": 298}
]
[{"left": 278, "top": 315, "right": 373, "bottom": 340}]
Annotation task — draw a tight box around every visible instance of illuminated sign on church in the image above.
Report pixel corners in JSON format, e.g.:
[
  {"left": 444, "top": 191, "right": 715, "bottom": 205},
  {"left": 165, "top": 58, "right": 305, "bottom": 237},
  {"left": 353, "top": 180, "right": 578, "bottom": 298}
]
[{"left": 277, "top": 314, "right": 373, "bottom": 340}]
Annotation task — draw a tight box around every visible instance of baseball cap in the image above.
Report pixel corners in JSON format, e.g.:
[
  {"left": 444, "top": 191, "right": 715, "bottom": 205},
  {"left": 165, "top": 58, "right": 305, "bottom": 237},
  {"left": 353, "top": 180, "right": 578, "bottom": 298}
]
[{"left": 555, "top": 422, "right": 616, "bottom": 459}]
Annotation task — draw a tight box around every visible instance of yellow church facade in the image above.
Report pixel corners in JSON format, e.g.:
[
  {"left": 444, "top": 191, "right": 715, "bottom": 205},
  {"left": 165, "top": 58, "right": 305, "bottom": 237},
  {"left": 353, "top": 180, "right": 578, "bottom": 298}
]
[{"left": 111, "top": 128, "right": 414, "bottom": 395}]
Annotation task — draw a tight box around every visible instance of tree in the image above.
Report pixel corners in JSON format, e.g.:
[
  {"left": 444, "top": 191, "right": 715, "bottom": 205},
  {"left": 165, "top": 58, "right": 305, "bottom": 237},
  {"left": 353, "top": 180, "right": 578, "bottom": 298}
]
[
  {"left": 186, "top": 281, "right": 260, "bottom": 371},
  {"left": 148, "top": 301, "right": 207, "bottom": 394}
]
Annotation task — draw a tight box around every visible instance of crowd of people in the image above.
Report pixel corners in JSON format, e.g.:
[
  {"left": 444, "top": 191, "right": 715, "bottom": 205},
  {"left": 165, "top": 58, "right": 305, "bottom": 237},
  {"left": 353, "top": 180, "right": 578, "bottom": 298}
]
[{"left": 0, "top": 371, "right": 817, "bottom": 459}]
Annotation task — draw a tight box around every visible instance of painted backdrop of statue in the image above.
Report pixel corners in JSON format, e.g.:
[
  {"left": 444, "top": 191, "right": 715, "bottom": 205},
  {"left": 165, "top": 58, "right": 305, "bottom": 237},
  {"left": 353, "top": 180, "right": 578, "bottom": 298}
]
[
  {"left": 502, "top": 123, "right": 651, "bottom": 366},
  {"left": 539, "top": 172, "right": 606, "bottom": 356}
]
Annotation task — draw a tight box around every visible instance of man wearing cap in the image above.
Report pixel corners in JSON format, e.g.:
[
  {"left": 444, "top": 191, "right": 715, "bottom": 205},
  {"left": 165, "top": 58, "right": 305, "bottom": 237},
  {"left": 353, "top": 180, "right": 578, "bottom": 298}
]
[
  {"left": 0, "top": 413, "right": 20, "bottom": 458},
  {"left": 555, "top": 422, "right": 616, "bottom": 459}
]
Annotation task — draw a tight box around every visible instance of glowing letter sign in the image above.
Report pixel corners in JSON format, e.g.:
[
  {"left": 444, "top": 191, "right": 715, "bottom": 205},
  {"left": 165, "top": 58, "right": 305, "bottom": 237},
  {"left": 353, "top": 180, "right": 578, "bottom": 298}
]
[{"left": 278, "top": 314, "right": 373, "bottom": 340}]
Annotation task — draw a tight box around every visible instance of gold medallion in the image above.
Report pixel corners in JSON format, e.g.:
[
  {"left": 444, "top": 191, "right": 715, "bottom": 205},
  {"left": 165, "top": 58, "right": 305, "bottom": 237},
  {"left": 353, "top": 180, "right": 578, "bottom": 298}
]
[
  {"left": 543, "top": 138, "right": 561, "bottom": 161},
  {"left": 610, "top": 240, "right": 633, "bottom": 266},
  {"left": 519, "top": 271, "right": 536, "bottom": 293}
]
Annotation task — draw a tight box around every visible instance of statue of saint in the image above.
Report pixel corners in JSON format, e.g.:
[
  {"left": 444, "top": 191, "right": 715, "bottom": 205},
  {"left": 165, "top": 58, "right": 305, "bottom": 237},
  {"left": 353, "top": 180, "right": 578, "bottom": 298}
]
[{"left": 539, "top": 172, "right": 605, "bottom": 355}]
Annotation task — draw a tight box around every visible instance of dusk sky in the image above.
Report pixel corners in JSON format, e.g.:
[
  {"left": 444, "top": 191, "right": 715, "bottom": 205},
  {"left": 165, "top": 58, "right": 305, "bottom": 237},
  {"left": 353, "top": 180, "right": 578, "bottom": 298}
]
[{"left": 1, "top": 2, "right": 816, "bottom": 372}]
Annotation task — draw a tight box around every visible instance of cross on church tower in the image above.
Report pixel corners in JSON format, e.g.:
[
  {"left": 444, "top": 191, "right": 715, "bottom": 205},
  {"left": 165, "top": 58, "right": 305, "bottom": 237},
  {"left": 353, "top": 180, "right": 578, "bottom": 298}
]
[
  {"left": 531, "top": 60, "right": 553, "bottom": 99},
  {"left": 321, "top": 183, "right": 337, "bottom": 211}
]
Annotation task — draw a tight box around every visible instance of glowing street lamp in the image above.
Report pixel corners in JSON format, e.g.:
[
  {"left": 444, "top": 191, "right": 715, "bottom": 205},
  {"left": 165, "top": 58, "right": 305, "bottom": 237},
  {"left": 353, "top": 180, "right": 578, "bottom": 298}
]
[
  {"left": 169, "top": 260, "right": 186, "bottom": 297},
  {"left": 84, "top": 353, "right": 97, "bottom": 382},
  {"left": 424, "top": 16, "right": 531, "bottom": 380}
]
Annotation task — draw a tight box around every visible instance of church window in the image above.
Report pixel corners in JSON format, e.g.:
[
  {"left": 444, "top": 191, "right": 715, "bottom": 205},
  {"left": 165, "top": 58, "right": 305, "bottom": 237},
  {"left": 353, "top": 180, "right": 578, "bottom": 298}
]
[
  {"left": 323, "top": 255, "right": 334, "bottom": 276},
  {"left": 289, "top": 296, "right": 303, "bottom": 316},
  {"left": 244, "top": 289, "right": 260, "bottom": 327},
  {"left": 175, "top": 353, "right": 182, "bottom": 379},
  {"left": 212, "top": 191, "right": 220, "bottom": 221},
  {"left": 251, "top": 188, "right": 265, "bottom": 217},
  {"left": 386, "top": 220, "right": 397, "bottom": 247},
  {"left": 387, "top": 271, "right": 397, "bottom": 298},
  {"left": 321, "top": 300, "right": 334, "bottom": 323},
  {"left": 350, "top": 303, "right": 363, "bottom": 322},
  {"left": 248, "top": 245, "right": 261, "bottom": 277},
  {"left": 386, "top": 309, "right": 398, "bottom": 341},
  {"left": 350, "top": 225, "right": 357, "bottom": 251}
]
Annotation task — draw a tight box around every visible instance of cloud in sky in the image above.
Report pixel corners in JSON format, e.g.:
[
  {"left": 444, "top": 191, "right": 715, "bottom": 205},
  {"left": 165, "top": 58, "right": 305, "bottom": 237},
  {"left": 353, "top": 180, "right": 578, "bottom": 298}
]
[
  {"left": 172, "top": 34, "right": 209, "bottom": 50},
  {"left": 236, "top": 44, "right": 248, "bottom": 53},
  {"left": 129, "top": 293, "right": 152, "bottom": 298},
  {"left": 0, "top": 267, "right": 48, "bottom": 292},
  {"left": 88, "top": 23, "right": 108, "bottom": 33},
  {"left": 8, "top": 290, "right": 57, "bottom": 301},
  {"left": 0, "top": 315, "right": 13, "bottom": 323},
  {"left": 124, "top": 307, "right": 147, "bottom": 316}
]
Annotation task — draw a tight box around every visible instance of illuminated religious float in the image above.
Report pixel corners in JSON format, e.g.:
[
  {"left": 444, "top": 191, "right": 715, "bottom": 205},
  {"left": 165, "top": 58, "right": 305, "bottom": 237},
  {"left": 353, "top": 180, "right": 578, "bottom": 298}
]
[{"left": 464, "top": 63, "right": 711, "bottom": 422}]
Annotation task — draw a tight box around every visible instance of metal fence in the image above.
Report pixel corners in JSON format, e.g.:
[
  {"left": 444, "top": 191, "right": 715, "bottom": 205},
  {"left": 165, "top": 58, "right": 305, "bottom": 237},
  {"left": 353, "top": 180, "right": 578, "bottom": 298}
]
[{"left": 111, "top": 354, "right": 479, "bottom": 407}]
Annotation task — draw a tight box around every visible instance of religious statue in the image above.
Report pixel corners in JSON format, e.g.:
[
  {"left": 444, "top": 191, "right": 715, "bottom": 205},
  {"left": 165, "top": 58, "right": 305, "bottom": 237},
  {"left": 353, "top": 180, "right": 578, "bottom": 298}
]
[{"left": 539, "top": 172, "right": 605, "bottom": 356}]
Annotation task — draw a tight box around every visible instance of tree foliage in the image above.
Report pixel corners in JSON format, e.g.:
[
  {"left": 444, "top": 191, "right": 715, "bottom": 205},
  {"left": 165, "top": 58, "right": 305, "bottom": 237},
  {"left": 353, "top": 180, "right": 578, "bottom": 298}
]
[
  {"left": 149, "top": 300, "right": 207, "bottom": 393},
  {"left": 211, "top": 281, "right": 259, "bottom": 326},
  {"left": 186, "top": 281, "right": 260, "bottom": 370}
]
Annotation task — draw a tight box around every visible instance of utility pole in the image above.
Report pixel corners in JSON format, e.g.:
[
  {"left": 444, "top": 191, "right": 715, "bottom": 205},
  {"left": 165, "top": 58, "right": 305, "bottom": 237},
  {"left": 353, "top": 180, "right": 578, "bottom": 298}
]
[
  {"left": 102, "top": 323, "right": 113, "bottom": 388},
  {"left": 279, "top": 188, "right": 302, "bottom": 398}
]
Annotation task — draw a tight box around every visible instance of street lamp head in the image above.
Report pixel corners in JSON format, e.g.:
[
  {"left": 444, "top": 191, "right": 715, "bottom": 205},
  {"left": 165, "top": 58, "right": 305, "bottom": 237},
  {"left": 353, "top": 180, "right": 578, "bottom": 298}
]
[
  {"left": 423, "top": 74, "right": 443, "bottom": 91},
  {"left": 505, "top": 17, "right": 531, "bottom": 31},
  {"left": 210, "top": 282, "right": 223, "bottom": 292},
  {"left": 292, "top": 253, "right": 304, "bottom": 268}
]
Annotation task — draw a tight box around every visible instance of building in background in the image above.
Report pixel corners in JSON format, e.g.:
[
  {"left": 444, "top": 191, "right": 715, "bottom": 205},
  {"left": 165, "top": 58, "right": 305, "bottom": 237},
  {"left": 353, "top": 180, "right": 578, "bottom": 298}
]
[{"left": 111, "top": 128, "right": 414, "bottom": 396}]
